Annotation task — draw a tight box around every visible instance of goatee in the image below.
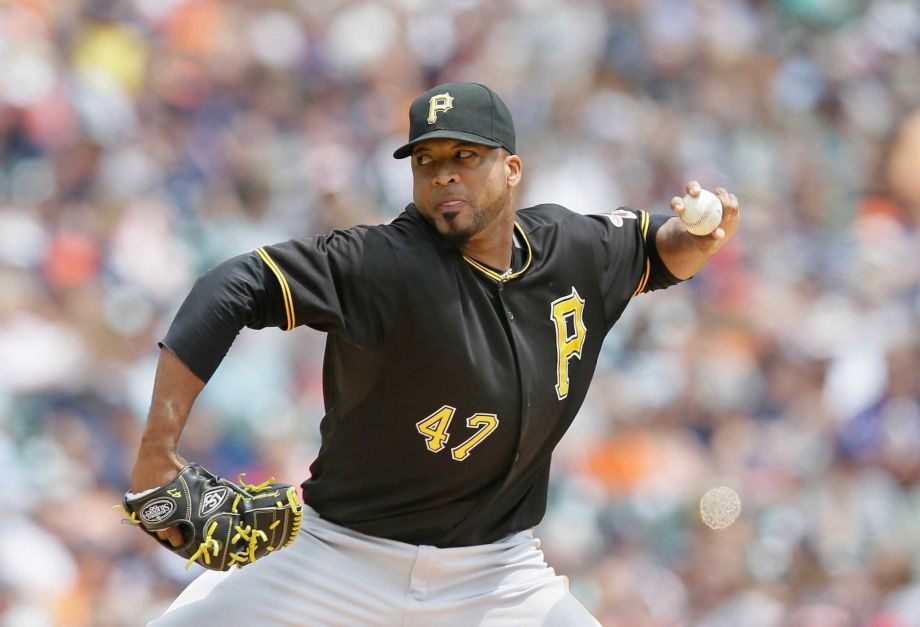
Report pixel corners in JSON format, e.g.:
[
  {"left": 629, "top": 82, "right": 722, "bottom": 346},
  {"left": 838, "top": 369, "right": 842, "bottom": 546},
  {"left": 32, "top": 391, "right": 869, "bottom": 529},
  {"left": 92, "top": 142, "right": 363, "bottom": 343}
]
[{"left": 439, "top": 188, "right": 511, "bottom": 247}]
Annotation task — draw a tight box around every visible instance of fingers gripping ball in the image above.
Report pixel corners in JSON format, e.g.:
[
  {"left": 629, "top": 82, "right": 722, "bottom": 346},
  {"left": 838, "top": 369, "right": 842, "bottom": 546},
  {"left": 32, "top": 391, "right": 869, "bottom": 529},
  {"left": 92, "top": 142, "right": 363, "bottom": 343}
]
[
  {"left": 681, "top": 189, "right": 723, "bottom": 236},
  {"left": 119, "top": 463, "right": 302, "bottom": 570}
]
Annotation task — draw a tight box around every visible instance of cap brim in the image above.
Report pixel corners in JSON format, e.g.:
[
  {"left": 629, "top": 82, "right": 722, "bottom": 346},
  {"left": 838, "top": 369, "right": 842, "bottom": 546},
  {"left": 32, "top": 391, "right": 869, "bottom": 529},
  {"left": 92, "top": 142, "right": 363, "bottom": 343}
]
[{"left": 393, "top": 130, "right": 503, "bottom": 159}]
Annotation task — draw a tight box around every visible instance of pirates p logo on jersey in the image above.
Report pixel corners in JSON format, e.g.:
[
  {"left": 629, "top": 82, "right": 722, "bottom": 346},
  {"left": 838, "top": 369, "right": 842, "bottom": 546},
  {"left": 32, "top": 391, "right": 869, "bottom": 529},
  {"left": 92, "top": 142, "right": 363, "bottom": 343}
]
[
  {"left": 550, "top": 288, "right": 587, "bottom": 401},
  {"left": 427, "top": 92, "right": 454, "bottom": 124}
]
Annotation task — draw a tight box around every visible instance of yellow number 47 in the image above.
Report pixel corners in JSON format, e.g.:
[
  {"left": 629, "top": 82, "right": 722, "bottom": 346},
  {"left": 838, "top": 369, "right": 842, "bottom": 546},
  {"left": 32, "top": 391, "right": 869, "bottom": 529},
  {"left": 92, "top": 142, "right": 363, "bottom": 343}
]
[{"left": 416, "top": 405, "right": 499, "bottom": 461}]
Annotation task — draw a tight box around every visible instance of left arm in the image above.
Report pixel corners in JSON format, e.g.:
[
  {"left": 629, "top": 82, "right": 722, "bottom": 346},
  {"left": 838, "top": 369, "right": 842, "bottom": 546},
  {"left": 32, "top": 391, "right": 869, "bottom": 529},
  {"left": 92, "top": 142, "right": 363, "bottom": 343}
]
[{"left": 655, "top": 181, "right": 741, "bottom": 280}]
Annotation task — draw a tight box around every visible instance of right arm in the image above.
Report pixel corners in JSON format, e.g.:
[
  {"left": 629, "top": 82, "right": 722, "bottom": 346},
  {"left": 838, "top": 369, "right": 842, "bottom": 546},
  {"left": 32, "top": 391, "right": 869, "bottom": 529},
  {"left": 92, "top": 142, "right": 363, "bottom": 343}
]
[
  {"left": 127, "top": 248, "right": 307, "bottom": 547},
  {"left": 130, "top": 347, "right": 204, "bottom": 547},
  {"left": 129, "top": 250, "right": 279, "bottom": 547},
  {"left": 128, "top": 229, "right": 398, "bottom": 545}
]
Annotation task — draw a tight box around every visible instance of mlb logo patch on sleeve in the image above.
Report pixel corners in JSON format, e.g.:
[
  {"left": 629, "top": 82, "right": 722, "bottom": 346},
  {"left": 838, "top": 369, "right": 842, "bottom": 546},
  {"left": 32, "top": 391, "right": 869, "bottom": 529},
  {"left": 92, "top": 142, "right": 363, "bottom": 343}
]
[{"left": 600, "top": 210, "right": 637, "bottom": 227}]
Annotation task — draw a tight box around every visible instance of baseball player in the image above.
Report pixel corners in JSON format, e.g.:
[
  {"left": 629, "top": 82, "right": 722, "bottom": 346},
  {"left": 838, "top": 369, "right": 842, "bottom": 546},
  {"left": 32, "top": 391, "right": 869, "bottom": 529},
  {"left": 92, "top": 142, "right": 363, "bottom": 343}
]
[{"left": 131, "top": 81, "right": 740, "bottom": 625}]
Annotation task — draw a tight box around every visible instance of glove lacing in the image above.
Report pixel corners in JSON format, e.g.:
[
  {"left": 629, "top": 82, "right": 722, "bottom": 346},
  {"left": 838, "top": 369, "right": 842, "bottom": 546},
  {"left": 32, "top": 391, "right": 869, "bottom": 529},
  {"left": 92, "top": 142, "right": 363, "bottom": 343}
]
[
  {"left": 186, "top": 521, "right": 220, "bottom": 569},
  {"left": 189, "top": 474, "right": 300, "bottom": 569}
]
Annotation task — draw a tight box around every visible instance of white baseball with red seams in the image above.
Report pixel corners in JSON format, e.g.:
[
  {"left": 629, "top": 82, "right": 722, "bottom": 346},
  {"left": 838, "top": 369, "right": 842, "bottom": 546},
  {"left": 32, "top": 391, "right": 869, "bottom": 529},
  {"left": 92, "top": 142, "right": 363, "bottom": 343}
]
[{"left": 681, "top": 189, "right": 723, "bottom": 236}]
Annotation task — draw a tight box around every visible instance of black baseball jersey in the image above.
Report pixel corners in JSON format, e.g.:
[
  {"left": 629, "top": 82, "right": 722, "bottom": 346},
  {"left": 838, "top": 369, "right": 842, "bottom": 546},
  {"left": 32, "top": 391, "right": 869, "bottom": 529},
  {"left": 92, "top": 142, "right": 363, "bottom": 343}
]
[{"left": 162, "top": 203, "right": 682, "bottom": 547}]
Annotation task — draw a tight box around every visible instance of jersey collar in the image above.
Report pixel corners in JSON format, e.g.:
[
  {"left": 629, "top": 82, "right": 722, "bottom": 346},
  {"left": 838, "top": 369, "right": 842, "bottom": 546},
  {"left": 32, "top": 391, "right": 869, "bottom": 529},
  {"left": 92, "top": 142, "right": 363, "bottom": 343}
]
[
  {"left": 403, "top": 204, "right": 533, "bottom": 283},
  {"left": 461, "top": 222, "right": 532, "bottom": 283}
]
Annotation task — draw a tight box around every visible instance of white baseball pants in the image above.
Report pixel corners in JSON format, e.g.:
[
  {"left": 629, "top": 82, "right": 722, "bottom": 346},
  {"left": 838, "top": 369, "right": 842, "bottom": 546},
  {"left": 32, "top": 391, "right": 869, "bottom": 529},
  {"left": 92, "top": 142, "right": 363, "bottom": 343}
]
[{"left": 148, "top": 506, "right": 599, "bottom": 626}]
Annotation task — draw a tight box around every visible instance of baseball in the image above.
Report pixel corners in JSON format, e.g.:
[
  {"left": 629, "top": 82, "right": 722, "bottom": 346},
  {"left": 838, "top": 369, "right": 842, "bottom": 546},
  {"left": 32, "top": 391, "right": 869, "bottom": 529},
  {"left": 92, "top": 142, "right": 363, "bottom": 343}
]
[
  {"left": 699, "top": 486, "right": 742, "bottom": 530},
  {"left": 680, "top": 189, "right": 723, "bottom": 236}
]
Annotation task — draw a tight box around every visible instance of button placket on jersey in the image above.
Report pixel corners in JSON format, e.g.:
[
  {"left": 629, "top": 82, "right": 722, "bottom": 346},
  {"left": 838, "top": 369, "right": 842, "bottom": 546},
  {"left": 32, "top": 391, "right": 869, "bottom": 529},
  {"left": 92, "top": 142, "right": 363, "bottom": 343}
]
[{"left": 496, "top": 280, "right": 526, "bottom": 467}]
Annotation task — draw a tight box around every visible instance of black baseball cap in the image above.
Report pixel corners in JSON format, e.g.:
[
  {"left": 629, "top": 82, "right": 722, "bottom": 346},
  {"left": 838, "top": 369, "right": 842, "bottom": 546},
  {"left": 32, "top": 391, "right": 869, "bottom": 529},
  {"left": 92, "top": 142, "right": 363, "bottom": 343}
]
[{"left": 393, "top": 82, "right": 515, "bottom": 159}]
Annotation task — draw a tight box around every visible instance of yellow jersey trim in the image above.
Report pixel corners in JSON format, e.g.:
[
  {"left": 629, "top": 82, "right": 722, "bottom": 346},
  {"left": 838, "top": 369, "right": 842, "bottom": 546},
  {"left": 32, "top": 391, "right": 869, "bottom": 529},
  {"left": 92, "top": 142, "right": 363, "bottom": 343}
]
[
  {"left": 255, "top": 247, "right": 295, "bottom": 331},
  {"left": 632, "top": 210, "right": 651, "bottom": 296},
  {"left": 462, "top": 222, "right": 533, "bottom": 283}
]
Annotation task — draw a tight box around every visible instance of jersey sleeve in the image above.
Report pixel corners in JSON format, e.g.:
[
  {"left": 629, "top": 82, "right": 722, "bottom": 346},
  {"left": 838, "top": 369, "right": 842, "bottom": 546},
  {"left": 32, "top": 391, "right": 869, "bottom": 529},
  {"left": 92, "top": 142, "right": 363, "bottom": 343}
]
[
  {"left": 585, "top": 208, "right": 683, "bottom": 311},
  {"left": 257, "top": 226, "right": 399, "bottom": 342},
  {"left": 160, "top": 225, "right": 399, "bottom": 382}
]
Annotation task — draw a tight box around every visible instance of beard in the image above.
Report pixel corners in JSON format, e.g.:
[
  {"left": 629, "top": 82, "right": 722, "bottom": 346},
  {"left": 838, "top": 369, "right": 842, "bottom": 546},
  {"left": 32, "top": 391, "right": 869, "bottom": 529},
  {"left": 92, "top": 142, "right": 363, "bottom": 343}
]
[{"left": 439, "top": 187, "right": 511, "bottom": 247}]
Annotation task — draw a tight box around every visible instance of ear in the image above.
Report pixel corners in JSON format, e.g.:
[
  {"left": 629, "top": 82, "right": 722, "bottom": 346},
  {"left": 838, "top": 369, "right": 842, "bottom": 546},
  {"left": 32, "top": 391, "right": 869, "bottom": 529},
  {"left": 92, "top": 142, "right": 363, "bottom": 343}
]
[{"left": 504, "top": 154, "right": 523, "bottom": 188}]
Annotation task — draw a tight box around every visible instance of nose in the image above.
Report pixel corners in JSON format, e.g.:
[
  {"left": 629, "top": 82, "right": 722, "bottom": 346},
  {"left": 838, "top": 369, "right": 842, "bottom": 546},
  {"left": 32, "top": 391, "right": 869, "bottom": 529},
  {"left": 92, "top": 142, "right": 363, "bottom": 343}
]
[{"left": 432, "top": 163, "right": 459, "bottom": 186}]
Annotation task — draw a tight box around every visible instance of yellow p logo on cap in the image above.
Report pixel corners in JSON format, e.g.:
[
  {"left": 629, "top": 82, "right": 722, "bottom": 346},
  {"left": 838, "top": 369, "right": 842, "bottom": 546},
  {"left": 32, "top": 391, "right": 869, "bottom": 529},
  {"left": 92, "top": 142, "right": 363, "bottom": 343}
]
[{"left": 427, "top": 92, "right": 454, "bottom": 124}]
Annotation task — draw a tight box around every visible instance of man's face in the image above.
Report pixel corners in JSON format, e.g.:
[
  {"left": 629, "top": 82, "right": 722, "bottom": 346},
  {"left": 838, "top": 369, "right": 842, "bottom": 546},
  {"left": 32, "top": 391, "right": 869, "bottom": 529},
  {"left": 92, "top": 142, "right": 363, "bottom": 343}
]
[{"left": 411, "top": 140, "right": 522, "bottom": 246}]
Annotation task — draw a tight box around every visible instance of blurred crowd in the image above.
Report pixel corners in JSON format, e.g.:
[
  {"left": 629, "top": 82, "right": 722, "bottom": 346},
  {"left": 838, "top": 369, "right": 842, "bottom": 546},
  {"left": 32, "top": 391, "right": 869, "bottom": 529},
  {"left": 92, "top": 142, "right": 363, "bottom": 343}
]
[{"left": 0, "top": 0, "right": 918, "bottom": 625}]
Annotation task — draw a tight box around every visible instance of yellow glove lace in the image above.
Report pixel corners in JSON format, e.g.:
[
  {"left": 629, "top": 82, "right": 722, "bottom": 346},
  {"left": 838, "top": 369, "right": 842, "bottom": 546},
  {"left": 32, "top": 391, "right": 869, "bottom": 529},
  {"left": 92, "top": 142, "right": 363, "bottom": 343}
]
[
  {"left": 284, "top": 486, "right": 303, "bottom": 548},
  {"left": 228, "top": 523, "right": 269, "bottom": 564},
  {"left": 186, "top": 521, "right": 220, "bottom": 570},
  {"left": 237, "top": 473, "right": 275, "bottom": 492},
  {"left": 112, "top": 504, "right": 141, "bottom": 525}
]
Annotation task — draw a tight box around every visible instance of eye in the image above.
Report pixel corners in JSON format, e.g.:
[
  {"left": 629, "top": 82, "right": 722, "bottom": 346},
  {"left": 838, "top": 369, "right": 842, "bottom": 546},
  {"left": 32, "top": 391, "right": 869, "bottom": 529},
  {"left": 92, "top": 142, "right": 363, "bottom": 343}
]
[
  {"left": 456, "top": 150, "right": 473, "bottom": 159},
  {"left": 416, "top": 154, "right": 432, "bottom": 166}
]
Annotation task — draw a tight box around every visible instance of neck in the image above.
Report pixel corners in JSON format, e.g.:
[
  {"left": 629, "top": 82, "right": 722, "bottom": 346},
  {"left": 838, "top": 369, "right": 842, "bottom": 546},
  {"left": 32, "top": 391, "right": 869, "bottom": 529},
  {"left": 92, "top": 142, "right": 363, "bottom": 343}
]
[{"left": 459, "top": 206, "right": 516, "bottom": 270}]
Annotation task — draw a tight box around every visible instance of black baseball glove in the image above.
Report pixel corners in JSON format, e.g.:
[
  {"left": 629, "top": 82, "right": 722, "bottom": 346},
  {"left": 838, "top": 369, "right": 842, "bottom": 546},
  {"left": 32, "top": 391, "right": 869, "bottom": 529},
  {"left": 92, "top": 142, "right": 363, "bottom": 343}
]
[{"left": 120, "top": 463, "right": 302, "bottom": 571}]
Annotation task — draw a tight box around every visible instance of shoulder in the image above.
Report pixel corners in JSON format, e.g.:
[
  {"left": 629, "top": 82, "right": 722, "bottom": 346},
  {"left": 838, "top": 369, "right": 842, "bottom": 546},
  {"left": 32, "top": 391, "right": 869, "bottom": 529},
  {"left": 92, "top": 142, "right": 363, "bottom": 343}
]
[
  {"left": 317, "top": 206, "right": 432, "bottom": 256},
  {"left": 516, "top": 203, "right": 632, "bottom": 229},
  {"left": 515, "top": 203, "right": 611, "bottom": 243},
  {"left": 523, "top": 205, "right": 648, "bottom": 231},
  {"left": 354, "top": 205, "right": 440, "bottom": 251},
  {"left": 516, "top": 203, "right": 579, "bottom": 227},
  {"left": 339, "top": 207, "right": 453, "bottom": 283}
]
